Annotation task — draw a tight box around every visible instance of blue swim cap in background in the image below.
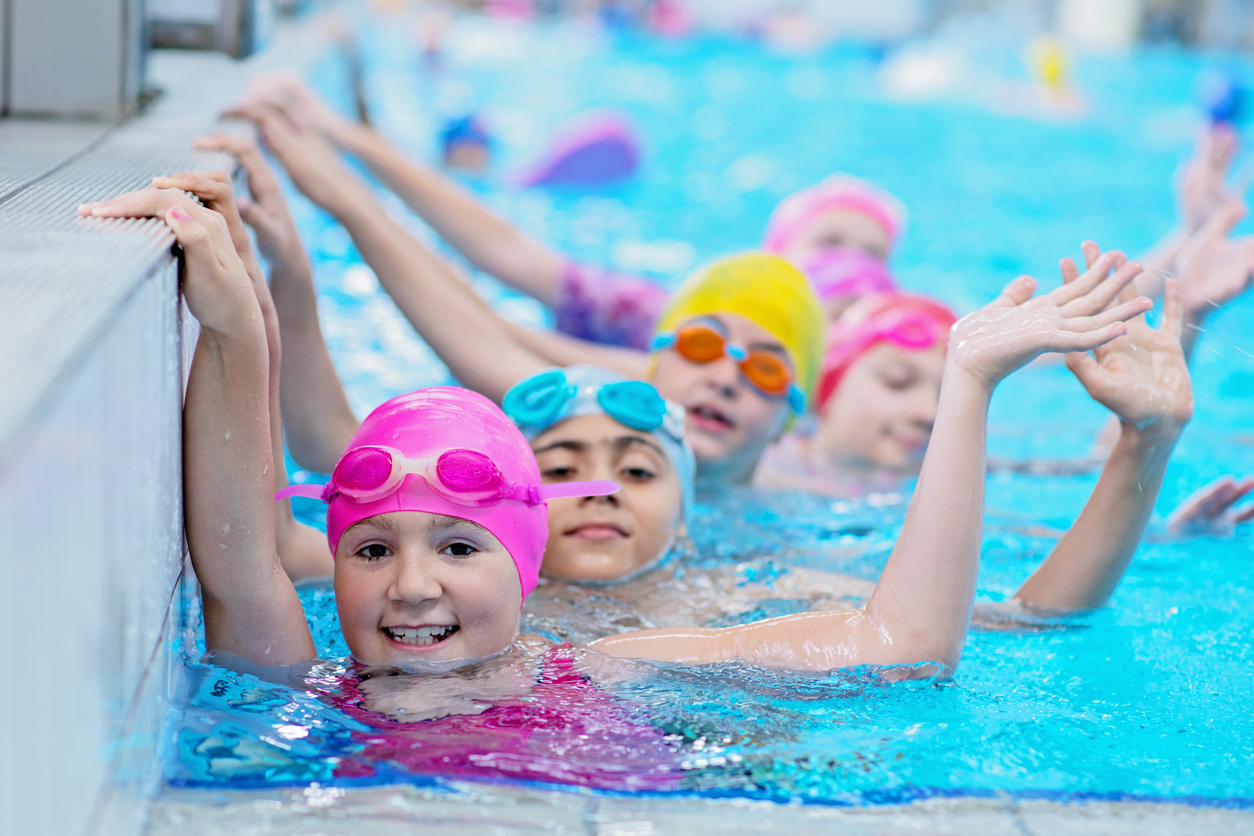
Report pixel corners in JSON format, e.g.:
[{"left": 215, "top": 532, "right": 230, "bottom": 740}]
[
  {"left": 440, "top": 114, "right": 491, "bottom": 152},
  {"left": 504, "top": 364, "right": 695, "bottom": 527}
]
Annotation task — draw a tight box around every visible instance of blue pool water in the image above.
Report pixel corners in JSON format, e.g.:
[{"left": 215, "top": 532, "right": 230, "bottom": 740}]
[{"left": 169, "top": 14, "right": 1254, "bottom": 808}]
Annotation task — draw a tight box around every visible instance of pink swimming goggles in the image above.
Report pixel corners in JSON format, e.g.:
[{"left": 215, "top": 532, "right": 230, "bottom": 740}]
[
  {"left": 815, "top": 295, "right": 958, "bottom": 412},
  {"left": 276, "top": 446, "right": 616, "bottom": 508}
]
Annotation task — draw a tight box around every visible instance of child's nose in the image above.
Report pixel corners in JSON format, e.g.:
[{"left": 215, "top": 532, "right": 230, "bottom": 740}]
[
  {"left": 702, "top": 357, "right": 741, "bottom": 398},
  {"left": 389, "top": 552, "right": 443, "bottom": 605}
]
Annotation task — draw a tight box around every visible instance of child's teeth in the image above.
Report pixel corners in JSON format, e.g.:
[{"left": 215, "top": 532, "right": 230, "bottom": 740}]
[{"left": 387, "top": 626, "right": 455, "bottom": 646}]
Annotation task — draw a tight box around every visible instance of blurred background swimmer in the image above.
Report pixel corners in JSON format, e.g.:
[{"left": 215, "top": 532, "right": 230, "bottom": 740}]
[{"left": 439, "top": 114, "right": 492, "bottom": 173}]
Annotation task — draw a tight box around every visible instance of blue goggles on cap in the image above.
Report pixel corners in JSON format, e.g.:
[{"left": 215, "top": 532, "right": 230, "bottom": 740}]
[{"left": 504, "top": 369, "right": 670, "bottom": 433}]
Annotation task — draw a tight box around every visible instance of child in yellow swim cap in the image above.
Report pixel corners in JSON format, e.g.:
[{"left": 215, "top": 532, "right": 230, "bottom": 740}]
[{"left": 647, "top": 252, "right": 825, "bottom": 483}]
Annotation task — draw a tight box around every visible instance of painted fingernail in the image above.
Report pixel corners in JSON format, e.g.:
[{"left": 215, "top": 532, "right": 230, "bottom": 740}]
[{"left": 170, "top": 206, "right": 189, "bottom": 221}]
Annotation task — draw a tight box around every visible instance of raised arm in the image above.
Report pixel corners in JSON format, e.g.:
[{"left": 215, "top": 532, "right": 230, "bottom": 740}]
[
  {"left": 240, "top": 103, "right": 553, "bottom": 403},
  {"left": 239, "top": 74, "right": 565, "bottom": 307},
  {"left": 82, "top": 187, "right": 316, "bottom": 664},
  {"left": 1012, "top": 251, "right": 1192, "bottom": 611},
  {"left": 190, "top": 133, "right": 359, "bottom": 474},
  {"left": 139, "top": 163, "right": 341, "bottom": 581},
  {"left": 1135, "top": 124, "right": 1239, "bottom": 301},
  {"left": 592, "top": 254, "right": 1150, "bottom": 675}
]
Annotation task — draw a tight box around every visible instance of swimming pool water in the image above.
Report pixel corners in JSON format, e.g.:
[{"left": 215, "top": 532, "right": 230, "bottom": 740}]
[{"left": 168, "top": 12, "right": 1254, "bottom": 810}]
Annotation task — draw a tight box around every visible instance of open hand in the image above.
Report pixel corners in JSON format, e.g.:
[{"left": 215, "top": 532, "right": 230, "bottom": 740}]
[
  {"left": 1180, "top": 124, "right": 1238, "bottom": 233},
  {"left": 1174, "top": 198, "right": 1254, "bottom": 327},
  {"left": 1064, "top": 243, "right": 1193, "bottom": 434},
  {"left": 948, "top": 251, "right": 1151, "bottom": 389},
  {"left": 1167, "top": 476, "right": 1254, "bottom": 536}
]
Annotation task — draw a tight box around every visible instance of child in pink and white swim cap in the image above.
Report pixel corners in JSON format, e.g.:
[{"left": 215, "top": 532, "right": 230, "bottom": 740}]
[{"left": 760, "top": 175, "right": 906, "bottom": 320}]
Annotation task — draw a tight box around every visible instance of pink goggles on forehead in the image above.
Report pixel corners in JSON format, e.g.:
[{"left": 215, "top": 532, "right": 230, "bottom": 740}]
[
  {"left": 276, "top": 445, "right": 618, "bottom": 507},
  {"left": 816, "top": 306, "right": 954, "bottom": 412}
]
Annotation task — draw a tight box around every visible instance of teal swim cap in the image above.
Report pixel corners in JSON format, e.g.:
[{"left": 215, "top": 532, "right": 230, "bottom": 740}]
[{"left": 504, "top": 364, "right": 695, "bottom": 527}]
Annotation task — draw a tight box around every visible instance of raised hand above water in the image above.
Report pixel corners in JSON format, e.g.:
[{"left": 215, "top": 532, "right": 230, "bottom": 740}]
[
  {"left": 947, "top": 251, "right": 1152, "bottom": 389},
  {"left": 1063, "top": 252, "right": 1193, "bottom": 436}
]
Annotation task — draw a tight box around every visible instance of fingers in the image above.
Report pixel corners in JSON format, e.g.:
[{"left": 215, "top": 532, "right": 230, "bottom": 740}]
[
  {"left": 194, "top": 133, "right": 285, "bottom": 203},
  {"left": 1060, "top": 257, "right": 1080, "bottom": 284},
  {"left": 988, "top": 274, "right": 1038, "bottom": 308},
  {"left": 78, "top": 186, "right": 199, "bottom": 219},
  {"left": 163, "top": 204, "right": 211, "bottom": 252},
  {"left": 1051, "top": 250, "right": 1119, "bottom": 305},
  {"left": 1159, "top": 279, "right": 1186, "bottom": 341},
  {"left": 1081, "top": 240, "right": 1101, "bottom": 270},
  {"left": 1063, "top": 296, "right": 1153, "bottom": 332},
  {"left": 1064, "top": 350, "right": 1117, "bottom": 391},
  {"left": 1062, "top": 260, "right": 1145, "bottom": 315},
  {"left": 1052, "top": 320, "right": 1129, "bottom": 354},
  {"left": 152, "top": 170, "right": 233, "bottom": 206}
]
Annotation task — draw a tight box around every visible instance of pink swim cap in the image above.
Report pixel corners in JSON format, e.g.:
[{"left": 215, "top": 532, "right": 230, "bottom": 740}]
[
  {"left": 816, "top": 293, "right": 958, "bottom": 415},
  {"left": 762, "top": 175, "right": 907, "bottom": 255},
  {"left": 796, "top": 247, "right": 898, "bottom": 303},
  {"left": 278, "top": 387, "right": 616, "bottom": 604}
]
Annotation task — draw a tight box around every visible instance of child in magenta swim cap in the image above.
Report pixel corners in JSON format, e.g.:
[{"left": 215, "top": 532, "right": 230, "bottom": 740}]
[{"left": 108, "top": 174, "right": 1162, "bottom": 675}]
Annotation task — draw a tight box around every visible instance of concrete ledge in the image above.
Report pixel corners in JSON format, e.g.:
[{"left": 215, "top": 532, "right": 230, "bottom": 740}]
[{"left": 0, "top": 17, "right": 331, "bottom": 836}]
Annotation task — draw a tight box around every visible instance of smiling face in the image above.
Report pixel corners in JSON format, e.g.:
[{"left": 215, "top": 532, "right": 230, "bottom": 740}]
[
  {"left": 781, "top": 208, "right": 893, "bottom": 264},
  {"left": 649, "top": 314, "right": 793, "bottom": 484},
  {"left": 815, "top": 341, "right": 945, "bottom": 471},
  {"left": 333, "top": 511, "right": 522, "bottom": 666},
  {"left": 532, "top": 413, "right": 683, "bottom": 582}
]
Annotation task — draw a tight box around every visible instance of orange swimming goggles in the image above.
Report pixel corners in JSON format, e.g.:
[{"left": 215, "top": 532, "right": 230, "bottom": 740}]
[{"left": 650, "top": 321, "right": 806, "bottom": 413}]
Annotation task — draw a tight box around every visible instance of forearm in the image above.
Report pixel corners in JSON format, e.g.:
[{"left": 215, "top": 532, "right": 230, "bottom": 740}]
[
  {"left": 338, "top": 125, "right": 564, "bottom": 306},
  {"left": 1135, "top": 229, "right": 1186, "bottom": 300},
  {"left": 859, "top": 368, "right": 993, "bottom": 671},
  {"left": 506, "top": 322, "right": 650, "bottom": 380},
  {"left": 185, "top": 327, "right": 315, "bottom": 665},
  {"left": 327, "top": 181, "right": 546, "bottom": 400},
  {"left": 1013, "top": 422, "right": 1181, "bottom": 611},
  {"left": 268, "top": 250, "right": 359, "bottom": 472}
]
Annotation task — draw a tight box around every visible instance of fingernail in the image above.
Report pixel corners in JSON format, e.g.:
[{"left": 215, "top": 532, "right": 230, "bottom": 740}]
[{"left": 170, "top": 206, "right": 189, "bottom": 221}]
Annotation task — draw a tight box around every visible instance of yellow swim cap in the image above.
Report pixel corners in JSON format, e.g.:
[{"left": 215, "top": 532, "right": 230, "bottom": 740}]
[{"left": 653, "top": 252, "right": 826, "bottom": 400}]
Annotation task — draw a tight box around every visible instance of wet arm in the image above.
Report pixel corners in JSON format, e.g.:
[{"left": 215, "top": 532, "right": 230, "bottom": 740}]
[
  {"left": 592, "top": 368, "right": 994, "bottom": 674},
  {"left": 505, "top": 321, "right": 650, "bottom": 380},
  {"left": 335, "top": 123, "right": 565, "bottom": 307},
  {"left": 318, "top": 170, "right": 549, "bottom": 400},
  {"left": 1011, "top": 422, "right": 1182, "bottom": 611},
  {"left": 179, "top": 224, "right": 317, "bottom": 666}
]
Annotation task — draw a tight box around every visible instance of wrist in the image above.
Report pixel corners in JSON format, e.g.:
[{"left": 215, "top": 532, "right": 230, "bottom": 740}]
[
  {"left": 942, "top": 360, "right": 998, "bottom": 402},
  {"left": 1117, "top": 418, "right": 1185, "bottom": 458}
]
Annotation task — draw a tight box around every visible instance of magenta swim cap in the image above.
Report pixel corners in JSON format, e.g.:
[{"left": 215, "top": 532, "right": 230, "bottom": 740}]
[
  {"left": 762, "top": 175, "right": 906, "bottom": 255},
  {"left": 277, "top": 387, "right": 616, "bottom": 603}
]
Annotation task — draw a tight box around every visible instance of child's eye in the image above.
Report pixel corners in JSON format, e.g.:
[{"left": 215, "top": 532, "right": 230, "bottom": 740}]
[
  {"left": 443, "top": 541, "right": 478, "bottom": 558},
  {"left": 358, "top": 543, "right": 390, "bottom": 560},
  {"left": 622, "top": 466, "right": 655, "bottom": 481},
  {"left": 543, "top": 467, "right": 577, "bottom": 480}
]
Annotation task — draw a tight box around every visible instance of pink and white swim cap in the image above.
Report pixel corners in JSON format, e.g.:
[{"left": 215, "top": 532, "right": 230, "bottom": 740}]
[
  {"left": 277, "top": 387, "right": 616, "bottom": 603},
  {"left": 815, "top": 293, "right": 958, "bottom": 414},
  {"left": 762, "top": 175, "right": 907, "bottom": 256}
]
